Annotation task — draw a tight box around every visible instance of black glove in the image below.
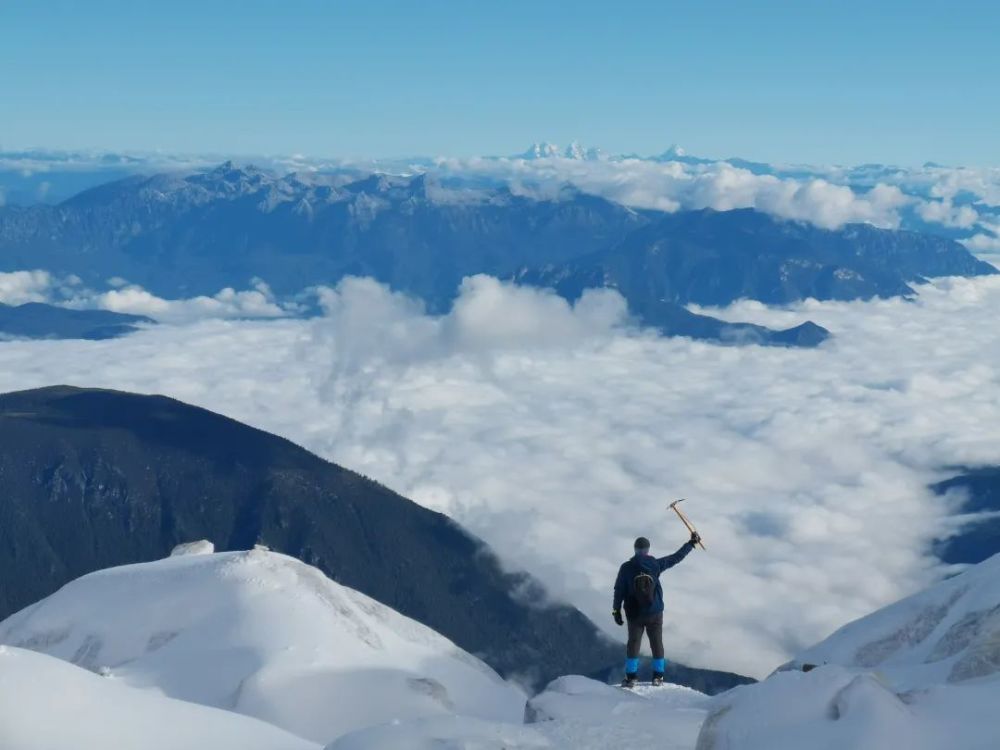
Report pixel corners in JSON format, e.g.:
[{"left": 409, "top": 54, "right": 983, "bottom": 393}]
[
  {"left": 690, "top": 531, "right": 701, "bottom": 547},
  {"left": 613, "top": 609, "right": 624, "bottom": 626}
]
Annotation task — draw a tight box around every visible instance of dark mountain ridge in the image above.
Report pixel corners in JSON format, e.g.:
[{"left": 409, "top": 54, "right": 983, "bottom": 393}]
[
  {"left": 933, "top": 468, "right": 1000, "bottom": 565},
  {"left": 521, "top": 208, "right": 994, "bottom": 307},
  {"left": 0, "top": 385, "right": 749, "bottom": 694},
  {"left": 0, "top": 302, "right": 151, "bottom": 340}
]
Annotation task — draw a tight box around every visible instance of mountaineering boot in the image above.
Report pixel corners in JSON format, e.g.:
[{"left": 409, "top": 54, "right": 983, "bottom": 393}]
[
  {"left": 651, "top": 674, "right": 664, "bottom": 686},
  {"left": 621, "top": 674, "right": 638, "bottom": 689}
]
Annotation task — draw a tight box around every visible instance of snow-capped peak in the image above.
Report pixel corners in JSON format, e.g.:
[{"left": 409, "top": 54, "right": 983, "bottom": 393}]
[
  {"left": 658, "top": 144, "right": 687, "bottom": 160},
  {"left": 516, "top": 142, "right": 607, "bottom": 161},
  {"left": 562, "top": 141, "right": 606, "bottom": 161},
  {"left": 518, "top": 142, "right": 562, "bottom": 160}
]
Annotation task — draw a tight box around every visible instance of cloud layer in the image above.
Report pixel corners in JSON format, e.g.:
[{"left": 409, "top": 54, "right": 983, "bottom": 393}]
[
  {"left": 0, "top": 271, "right": 294, "bottom": 324},
  {"left": 435, "top": 156, "right": 917, "bottom": 231},
  {"left": 2, "top": 272, "right": 1000, "bottom": 678}
]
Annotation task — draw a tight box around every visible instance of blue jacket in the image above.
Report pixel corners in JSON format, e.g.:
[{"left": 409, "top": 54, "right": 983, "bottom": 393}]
[{"left": 613, "top": 542, "right": 695, "bottom": 618}]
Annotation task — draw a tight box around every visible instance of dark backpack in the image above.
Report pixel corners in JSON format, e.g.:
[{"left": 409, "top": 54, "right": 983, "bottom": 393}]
[{"left": 631, "top": 569, "right": 656, "bottom": 608}]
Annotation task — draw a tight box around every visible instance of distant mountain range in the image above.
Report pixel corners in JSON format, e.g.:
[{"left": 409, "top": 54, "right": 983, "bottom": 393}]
[
  {"left": 0, "top": 385, "right": 749, "bottom": 694},
  {"left": 0, "top": 302, "right": 149, "bottom": 340},
  {"left": 517, "top": 207, "right": 993, "bottom": 307},
  {"left": 1, "top": 163, "right": 993, "bottom": 345}
]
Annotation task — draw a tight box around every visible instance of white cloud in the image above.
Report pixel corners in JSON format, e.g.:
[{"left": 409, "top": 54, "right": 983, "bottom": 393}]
[
  {"left": 436, "top": 157, "right": 912, "bottom": 230},
  {"left": 90, "top": 279, "right": 289, "bottom": 323},
  {"left": 310, "top": 275, "right": 629, "bottom": 372},
  {"left": 427, "top": 153, "right": 1000, "bottom": 239},
  {"left": 2, "top": 274, "right": 1000, "bottom": 680},
  {"left": 962, "top": 234, "right": 1000, "bottom": 253},
  {"left": 918, "top": 199, "right": 980, "bottom": 228},
  {"left": 0, "top": 270, "right": 57, "bottom": 305},
  {"left": 923, "top": 165, "right": 1000, "bottom": 206},
  {"left": 444, "top": 275, "right": 628, "bottom": 351},
  {"left": 0, "top": 270, "right": 293, "bottom": 323}
]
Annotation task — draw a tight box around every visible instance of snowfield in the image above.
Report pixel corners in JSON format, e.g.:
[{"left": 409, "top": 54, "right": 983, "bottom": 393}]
[
  {"left": 0, "top": 545, "right": 525, "bottom": 745},
  {"left": 696, "top": 553, "right": 1000, "bottom": 749},
  {"left": 3, "top": 546, "right": 998, "bottom": 749}
]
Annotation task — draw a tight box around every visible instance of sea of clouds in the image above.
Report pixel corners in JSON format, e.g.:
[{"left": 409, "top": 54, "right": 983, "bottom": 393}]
[{"left": 2, "top": 270, "right": 999, "bottom": 678}]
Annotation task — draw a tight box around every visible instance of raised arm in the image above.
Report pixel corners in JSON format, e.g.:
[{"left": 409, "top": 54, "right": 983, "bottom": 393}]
[{"left": 657, "top": 533, "right": 700, "bottom": 571}]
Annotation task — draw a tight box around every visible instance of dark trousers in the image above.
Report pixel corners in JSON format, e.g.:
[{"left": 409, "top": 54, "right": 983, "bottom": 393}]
[{"left": 626, "top": 613, "right": 664, "bottom": 659}]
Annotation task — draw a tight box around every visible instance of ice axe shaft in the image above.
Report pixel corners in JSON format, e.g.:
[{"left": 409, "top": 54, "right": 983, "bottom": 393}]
[{"left": 669, "top": 499, "right": 706, "bottom": 550}]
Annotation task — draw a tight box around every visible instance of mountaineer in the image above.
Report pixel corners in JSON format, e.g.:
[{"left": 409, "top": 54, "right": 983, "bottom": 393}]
[{"left": 612, "top": 532, "right": 700, "bottom": 688}]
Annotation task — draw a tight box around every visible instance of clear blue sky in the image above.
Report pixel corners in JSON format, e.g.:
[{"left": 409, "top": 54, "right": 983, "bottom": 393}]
[{"left": 2, "top": 0, "right": 997, "bottom": 165}]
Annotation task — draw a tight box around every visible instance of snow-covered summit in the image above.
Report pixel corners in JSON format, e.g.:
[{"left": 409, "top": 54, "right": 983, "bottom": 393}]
[
  {"left": 516, "top": 142, "right": 605, "bottom": 161},
  {"left": 658, "top": 144, "right": 688, "bottom": 160},
  {"left": 562, "top": 141, "right": 605, "bottom": 160},
  {"left": 0, "top": 546, "right": 526, "bottom": 745}
]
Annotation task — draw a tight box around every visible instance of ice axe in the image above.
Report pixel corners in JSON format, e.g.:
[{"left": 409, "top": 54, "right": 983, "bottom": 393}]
[{"left": 669, "top": 499, "right": 706, "bottom": 550}]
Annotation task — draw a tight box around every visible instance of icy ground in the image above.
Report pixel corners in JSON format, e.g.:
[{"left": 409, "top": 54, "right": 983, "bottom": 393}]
[{"left": 2, "top": 546, "right": 998, "bottom": 748}]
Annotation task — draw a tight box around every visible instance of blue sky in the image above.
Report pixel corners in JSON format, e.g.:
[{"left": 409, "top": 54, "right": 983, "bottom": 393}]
[{"left": 2, "top": 0, "right": 997, "bottom": 165}]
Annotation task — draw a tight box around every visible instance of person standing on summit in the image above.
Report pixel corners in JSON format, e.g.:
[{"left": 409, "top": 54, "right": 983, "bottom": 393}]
[{"left": 613, "top": 532, "right": 700, "bottom": 688}]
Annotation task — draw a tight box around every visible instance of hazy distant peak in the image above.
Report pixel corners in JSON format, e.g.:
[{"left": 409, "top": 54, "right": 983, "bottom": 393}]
[{"left": 517, "top": 142, "right": 561, "bottom": 160}]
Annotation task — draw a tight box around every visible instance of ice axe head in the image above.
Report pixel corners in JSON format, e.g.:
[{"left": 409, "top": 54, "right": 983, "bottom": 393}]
[{"left": 669, "top": 498, "right": 684, "bottom": 509}]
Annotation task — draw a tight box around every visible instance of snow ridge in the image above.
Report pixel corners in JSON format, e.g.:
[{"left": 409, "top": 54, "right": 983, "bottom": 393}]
[{"left": 0, "top": 547, "right": 525, "bottom": 745}]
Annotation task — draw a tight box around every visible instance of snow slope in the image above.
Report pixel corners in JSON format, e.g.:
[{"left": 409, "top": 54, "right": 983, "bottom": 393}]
[
  {"left": 0, "top": 645, "right": 317, "bottom": 750},
  {"left": 786, "top": 552, "right": 1000, "bottom": 688},
  {"left": 696, "top": 554, "right": 1000, "bottom": 749},
  {"left": 0, "top": 545, "right": 526, "bottom": 745},
  {"left": 324, "top": 676, "right": 711, "bottom": 750}
]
